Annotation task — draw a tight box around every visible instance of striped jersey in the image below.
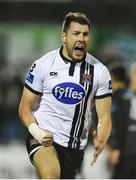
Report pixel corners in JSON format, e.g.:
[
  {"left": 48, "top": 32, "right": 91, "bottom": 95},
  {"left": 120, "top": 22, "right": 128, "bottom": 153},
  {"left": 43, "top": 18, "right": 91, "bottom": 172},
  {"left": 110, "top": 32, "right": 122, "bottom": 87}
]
[{"left": 25, "top": 47, "right": 112, "bottom": 150}]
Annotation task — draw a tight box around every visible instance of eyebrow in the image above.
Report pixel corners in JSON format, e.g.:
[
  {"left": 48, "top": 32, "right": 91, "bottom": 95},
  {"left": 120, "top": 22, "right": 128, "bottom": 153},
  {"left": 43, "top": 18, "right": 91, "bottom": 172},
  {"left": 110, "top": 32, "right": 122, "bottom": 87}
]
[{"left": 73, "top": 30, "right": 89, "bottom": 33}]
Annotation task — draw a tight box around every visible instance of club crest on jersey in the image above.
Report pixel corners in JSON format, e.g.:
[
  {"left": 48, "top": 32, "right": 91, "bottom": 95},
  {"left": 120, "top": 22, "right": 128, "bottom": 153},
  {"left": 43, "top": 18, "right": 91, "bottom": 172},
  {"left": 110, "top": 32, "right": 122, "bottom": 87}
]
[
  {"left": 82, "top": 73, "right": 92, "bottom": 83},
  {"left": 52, "top": 82, "right": 86, "bottom": 105}
]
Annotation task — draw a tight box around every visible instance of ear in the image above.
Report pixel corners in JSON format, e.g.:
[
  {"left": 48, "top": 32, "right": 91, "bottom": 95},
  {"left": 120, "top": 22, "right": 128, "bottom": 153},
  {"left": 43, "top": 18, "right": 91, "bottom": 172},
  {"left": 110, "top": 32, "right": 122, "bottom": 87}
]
[{"left": 61, "top": 32, "right": 66, "bottom": 44}]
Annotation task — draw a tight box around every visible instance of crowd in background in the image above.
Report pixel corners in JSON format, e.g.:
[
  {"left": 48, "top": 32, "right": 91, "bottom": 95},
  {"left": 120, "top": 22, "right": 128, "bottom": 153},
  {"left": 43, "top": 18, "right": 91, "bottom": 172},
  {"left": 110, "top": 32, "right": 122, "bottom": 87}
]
[
  {"left": 0, "top": 59, "right": 26, "bottom": 143},
  {"left": 106, "top": 62, "right": 136, "bottom": 179}
]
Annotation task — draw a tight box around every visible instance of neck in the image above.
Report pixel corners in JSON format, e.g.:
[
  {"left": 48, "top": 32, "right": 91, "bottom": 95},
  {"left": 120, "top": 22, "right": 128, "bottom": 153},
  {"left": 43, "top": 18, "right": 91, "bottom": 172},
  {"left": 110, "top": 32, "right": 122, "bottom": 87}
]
[
  {"left": 62, "top": 47, "right": 73, "bottom": 61},
  {"left": 60, "top": 46, "right": 86, "bottom": 63}
]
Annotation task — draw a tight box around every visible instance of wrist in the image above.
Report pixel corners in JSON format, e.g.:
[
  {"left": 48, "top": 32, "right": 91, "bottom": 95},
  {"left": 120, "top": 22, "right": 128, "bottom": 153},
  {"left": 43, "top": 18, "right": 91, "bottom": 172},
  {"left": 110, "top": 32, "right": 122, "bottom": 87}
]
[
  {"left": 98, "top": 139, "right": 104, "bottom": 143},
  {"left": 97, "top": 138, "right": 106, "bottom": 147},
  {"left": 28, "top": 123, "right": 45, "bottom": 144}
]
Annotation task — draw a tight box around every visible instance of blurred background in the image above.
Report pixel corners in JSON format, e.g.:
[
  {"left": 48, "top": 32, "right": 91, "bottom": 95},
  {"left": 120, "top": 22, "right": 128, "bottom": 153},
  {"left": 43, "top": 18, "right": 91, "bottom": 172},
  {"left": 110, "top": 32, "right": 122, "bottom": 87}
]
[{"left": 0, "top": 0, "right": 136, "bottom": 178}]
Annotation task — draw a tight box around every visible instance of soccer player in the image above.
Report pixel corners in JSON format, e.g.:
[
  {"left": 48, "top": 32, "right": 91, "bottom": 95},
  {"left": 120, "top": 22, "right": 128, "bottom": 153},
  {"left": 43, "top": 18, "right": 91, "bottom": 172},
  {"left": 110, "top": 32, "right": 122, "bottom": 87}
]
[{"left": 19, "top": 12, "right": 112, "bottom": 179}]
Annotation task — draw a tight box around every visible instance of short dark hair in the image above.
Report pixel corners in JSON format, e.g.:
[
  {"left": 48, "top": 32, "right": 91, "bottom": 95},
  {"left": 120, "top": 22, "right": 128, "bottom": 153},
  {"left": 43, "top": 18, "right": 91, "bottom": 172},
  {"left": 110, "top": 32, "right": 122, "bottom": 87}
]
[{"left": 62, "top": 12, "right": 91, "bottom": 32}]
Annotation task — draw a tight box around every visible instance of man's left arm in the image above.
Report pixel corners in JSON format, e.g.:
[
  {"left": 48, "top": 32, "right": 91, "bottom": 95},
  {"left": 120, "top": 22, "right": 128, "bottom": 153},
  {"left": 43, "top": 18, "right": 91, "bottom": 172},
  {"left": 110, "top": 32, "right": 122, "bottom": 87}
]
[{"left": 91, "top": 96, "right": 112, "bottom": 165}]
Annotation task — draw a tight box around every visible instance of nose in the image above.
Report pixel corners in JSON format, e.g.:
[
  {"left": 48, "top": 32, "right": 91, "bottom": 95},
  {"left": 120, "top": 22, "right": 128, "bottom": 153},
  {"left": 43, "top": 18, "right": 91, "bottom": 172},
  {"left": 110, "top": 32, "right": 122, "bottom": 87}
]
[{"left": 78, "top": 33, "right": 84, "bottom": 41}]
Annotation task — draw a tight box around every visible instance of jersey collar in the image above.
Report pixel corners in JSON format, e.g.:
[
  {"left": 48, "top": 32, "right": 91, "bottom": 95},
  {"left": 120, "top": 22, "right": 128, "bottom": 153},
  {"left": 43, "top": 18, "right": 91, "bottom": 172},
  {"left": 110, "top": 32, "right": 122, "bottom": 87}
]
[{"left": 59, "top": 46, "right": 86, "bottom": 64}]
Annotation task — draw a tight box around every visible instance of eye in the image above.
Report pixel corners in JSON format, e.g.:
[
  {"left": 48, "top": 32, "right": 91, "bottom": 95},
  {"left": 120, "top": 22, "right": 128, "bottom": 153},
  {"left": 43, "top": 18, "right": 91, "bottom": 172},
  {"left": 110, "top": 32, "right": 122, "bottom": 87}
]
[
  {"left": 73, "top": 32, "right": 80, "bottom": 36},
  {"left": 83, "top": 32, "right": 89, "bottom": 36}
]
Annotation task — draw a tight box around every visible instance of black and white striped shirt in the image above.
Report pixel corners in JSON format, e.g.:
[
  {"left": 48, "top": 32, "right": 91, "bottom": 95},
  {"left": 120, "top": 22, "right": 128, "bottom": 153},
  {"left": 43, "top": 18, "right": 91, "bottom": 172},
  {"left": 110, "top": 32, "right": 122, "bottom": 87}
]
[{"left": 25, "top": 47, "right": 112, "bottom": 150}]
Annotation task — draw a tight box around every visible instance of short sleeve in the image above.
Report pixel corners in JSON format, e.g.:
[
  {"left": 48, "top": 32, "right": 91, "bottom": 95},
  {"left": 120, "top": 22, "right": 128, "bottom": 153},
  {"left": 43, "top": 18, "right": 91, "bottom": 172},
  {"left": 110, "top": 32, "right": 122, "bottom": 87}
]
[
  {"left": 25, "top": 60, "right": 43, "bottom": 95},
  {"left": 95, "top": 66, "right": 112, "bottom": 99}
]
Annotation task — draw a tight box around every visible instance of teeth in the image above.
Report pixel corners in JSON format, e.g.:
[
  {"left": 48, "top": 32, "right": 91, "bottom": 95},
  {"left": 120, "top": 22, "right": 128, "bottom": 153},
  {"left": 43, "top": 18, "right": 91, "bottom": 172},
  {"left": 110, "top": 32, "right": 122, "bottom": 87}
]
[
  {"left": 75, "top": 49, "right": 82, "bottom": 52},
  {"left": 75, "top": 47, "right": 83, "bottom": 52}
]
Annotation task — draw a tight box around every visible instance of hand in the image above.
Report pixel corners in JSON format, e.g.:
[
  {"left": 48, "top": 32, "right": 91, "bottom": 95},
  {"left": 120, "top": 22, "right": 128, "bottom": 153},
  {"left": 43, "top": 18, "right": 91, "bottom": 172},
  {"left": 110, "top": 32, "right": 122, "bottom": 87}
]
[
  {"left": 28, "top": 123, "right": 54, "bottom": 146},
  {"left": 91, "top": 131, "right": 105, "bottom": 166},
  {"left": 42, "top": 130, "right": 54, "bottom": 147}
]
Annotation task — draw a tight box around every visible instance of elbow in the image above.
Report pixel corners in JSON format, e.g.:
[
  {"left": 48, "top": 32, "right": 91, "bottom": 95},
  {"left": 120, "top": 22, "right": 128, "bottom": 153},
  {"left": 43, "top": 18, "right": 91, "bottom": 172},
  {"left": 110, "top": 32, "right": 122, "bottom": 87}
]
[
  {"left": 107, "top": 116, "right": 112, "bottom": 129},
  {"left": 106, "top": 117, "right": 112, "bottom": 138},
  {"left": 99, "top": 116, "right": 112, "bottom": 127},
  {"left": 99, "top": 116, "right": 112, "bottom": 134},
  {"left": 18, "top": 102, "right": 24, "bottom": 121},
  {"left": 108, "top": 122, "right": 112, "bottom": 138},
  {"left": 18, "top": 102, "right": 28, "bottom": 122},
  {"left": 105, "top": 117, "right": 112, "bottom": 132},
  {"left": 18, "top": 103, "right": 29, "bottom": 128}
]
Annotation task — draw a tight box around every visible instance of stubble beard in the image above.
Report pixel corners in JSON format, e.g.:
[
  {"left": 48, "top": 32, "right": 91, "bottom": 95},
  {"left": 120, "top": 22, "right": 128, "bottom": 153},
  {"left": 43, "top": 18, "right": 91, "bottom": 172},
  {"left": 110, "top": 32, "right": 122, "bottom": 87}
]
[{"left": 66, "top": 44, "right": 84, "bottom": 61}]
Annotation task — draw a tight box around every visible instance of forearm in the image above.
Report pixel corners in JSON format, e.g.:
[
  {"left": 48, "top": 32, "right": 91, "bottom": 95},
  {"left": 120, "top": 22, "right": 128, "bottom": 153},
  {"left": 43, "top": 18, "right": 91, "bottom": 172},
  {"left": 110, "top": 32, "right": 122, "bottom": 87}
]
[
  {"left": 19, "top": 105, "right": 36, "bottom": 128},
  {"left": 97, "top": 117, "right": 112, "bottom": 145},
  {"left": 18, "top": 88, "right": 53, "bottom": 145},
  {"left": 19, "top": 106, "right": 49, "bottom": 144},
  {"left": 18, "top": 87, "right": 39, "bottom": 128}
]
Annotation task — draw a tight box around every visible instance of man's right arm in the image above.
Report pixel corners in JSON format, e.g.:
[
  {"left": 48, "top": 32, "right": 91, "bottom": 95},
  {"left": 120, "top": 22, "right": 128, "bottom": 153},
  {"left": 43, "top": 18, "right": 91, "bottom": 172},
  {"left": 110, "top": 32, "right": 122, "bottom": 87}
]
[
  {"left": 19, "top": 87, "right": 39, "bottom": 128},
  {"left": 18, "top": 87, "right": 53, "bottom": 145}
]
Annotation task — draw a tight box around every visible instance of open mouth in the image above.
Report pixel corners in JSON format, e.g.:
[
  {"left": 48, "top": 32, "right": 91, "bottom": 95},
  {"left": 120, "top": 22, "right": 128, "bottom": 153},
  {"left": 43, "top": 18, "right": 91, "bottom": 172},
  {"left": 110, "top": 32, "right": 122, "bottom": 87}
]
[{"left": 74, "top": 46, "right": 84, "bottom": 54}]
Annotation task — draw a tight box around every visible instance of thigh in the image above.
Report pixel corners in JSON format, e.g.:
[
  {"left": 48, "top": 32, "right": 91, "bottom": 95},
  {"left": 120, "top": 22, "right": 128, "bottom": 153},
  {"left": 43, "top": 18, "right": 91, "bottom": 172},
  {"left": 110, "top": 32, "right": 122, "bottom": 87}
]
[
  {"left": 26, "top": 132, "right": 60, "bottom": 178},
  {"left": 33, "top": 146, "right": 60, "bottom": 178}
]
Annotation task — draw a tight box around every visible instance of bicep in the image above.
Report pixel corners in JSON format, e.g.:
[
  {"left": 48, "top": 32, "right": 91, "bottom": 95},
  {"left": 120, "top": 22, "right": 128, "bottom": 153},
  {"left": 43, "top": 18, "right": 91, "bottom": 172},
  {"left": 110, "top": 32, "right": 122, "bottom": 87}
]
[
  {"left": 19, "top": 87, "right": 39, "bottom": 111},
  {"left": 95, "top": 97, "right": 112, "bottom": 120},
  {"left": 19, "top": 87, "right": 40, "bottom": 127}
]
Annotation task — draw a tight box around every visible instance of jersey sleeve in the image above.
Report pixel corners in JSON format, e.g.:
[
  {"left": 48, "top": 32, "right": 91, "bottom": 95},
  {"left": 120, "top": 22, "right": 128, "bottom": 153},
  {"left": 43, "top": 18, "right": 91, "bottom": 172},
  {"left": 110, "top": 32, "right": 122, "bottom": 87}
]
[
  {"left": 95, "top": 66, "right": 112, "bottom": 99},
  {"left": 25, "top": 60, "right": 43, "bottom": 95}
]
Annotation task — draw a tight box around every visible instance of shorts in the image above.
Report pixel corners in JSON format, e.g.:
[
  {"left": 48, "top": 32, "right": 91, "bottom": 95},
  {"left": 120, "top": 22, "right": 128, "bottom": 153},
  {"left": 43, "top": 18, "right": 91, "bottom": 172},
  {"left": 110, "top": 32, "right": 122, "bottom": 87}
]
[{"left": 26, "top": 133, "right": 84, "bottom": 179}]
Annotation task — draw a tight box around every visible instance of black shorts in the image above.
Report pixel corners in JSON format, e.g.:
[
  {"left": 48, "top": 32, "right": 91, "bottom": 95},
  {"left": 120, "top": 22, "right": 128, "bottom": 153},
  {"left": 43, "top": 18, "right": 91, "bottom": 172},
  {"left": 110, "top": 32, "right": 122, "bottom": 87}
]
[{"left": 26, "top": 133, "right": 84, "bottom": 179}]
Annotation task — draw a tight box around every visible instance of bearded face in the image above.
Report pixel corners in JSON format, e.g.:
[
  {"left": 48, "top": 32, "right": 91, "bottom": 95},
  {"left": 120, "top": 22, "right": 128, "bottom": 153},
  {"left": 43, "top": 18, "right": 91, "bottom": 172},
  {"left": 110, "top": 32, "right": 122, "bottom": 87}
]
[{"left": 62, "top": 22, "right": 90, "bottom": 61}]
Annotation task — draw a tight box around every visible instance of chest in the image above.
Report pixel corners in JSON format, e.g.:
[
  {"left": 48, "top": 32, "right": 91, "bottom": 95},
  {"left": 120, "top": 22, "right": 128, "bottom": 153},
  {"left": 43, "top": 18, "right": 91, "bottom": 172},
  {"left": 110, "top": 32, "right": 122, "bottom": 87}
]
[
  {"left": 42, "top": 60, "right": 98, "bottom": 105},
  {"left": 44, "top": 61, "right": 96, "bottom": 90}
]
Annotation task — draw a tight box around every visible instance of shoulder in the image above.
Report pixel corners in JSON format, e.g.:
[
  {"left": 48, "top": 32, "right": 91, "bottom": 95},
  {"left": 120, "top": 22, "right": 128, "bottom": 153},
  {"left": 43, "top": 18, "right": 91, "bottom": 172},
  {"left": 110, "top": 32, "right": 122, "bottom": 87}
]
[
  {"left": 36, "top": 48, "right": 59, "bottom": 66},
  {"left": 86, "top": 53, "right": 110, "bottom": 79},
  {"left": 86, "top": 53, "right": 107, "bottom": 72},
  {"left": 27, "top": 48, "right": 59, "bottom": 79}
]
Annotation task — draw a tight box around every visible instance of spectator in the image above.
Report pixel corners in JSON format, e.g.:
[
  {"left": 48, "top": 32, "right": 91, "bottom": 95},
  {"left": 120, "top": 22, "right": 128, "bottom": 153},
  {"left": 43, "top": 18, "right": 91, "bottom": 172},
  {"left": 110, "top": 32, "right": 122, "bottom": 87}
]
[{"left": 106, "top": 63, "right": 136, "bottom": 178}]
